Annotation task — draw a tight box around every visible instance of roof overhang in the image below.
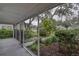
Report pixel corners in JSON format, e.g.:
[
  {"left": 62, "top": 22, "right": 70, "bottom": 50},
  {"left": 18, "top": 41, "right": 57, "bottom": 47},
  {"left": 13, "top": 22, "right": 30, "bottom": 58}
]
[{"left": 0, "top": 3, "right": 63, "bottom": 25}]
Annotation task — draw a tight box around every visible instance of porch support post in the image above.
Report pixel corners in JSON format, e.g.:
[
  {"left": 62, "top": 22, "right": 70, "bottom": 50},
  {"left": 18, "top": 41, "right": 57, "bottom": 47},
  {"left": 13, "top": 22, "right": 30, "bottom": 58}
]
[
  {"left": 13, "top": 25, "right": 15, "bottom": 38},
  {"left": 22, "top": 22, "right": 25, "bottom": 46},
  {"left": 15, "top": 25, "right": 17, "bottom": 39},
  {"left": 20, "top": 22, "right": 25, "bottom": 47},
  {"left": 19, "top": 24, "right": 21, "bottom": 42},
  {"left": 16, "top": 24, "right": 20, "bottom": 41},
  {"left": 37, "top": 16, "right": 40, "bottom": 56}
]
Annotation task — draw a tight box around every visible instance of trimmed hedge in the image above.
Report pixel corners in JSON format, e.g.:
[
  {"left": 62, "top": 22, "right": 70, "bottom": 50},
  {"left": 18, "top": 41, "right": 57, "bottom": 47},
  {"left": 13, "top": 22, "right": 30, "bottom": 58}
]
[{"left": 0, "top": 29, "right": 13, "bottom": 39}]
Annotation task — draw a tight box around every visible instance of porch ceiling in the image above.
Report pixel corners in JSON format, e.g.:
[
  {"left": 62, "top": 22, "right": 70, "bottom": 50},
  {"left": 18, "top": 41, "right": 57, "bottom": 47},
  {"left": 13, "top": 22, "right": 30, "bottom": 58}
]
[{"left": 0, "top": 3, "right": 62, "bottom": 25}]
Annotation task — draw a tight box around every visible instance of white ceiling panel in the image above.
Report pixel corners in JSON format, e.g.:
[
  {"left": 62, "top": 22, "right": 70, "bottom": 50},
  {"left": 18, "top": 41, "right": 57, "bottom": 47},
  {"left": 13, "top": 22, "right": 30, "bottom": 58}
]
[{"left": 0, "top": 3, "right": 62, "bottom": 24}]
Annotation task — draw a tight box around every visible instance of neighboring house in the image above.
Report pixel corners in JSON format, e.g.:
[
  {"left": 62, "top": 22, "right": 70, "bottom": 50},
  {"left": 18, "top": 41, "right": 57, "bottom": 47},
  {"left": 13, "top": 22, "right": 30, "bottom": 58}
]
[{"left": 0, "top": 24, "right": 13, "bottom": 30}]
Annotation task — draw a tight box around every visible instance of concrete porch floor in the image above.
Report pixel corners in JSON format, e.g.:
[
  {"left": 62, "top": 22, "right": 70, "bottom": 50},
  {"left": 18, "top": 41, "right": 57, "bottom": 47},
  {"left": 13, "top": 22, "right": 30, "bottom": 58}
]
[{"left": 0, "top": 38, "right": 31, "bottom": 56}]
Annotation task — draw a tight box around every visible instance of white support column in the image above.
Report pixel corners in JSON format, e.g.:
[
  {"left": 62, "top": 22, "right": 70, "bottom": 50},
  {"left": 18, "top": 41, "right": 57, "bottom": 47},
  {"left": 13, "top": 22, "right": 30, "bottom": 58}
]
[
  {"left": 37, "top": 16, "right": 40, "bottom": 56},
  {"left": 22, "top": 22, "right": 25, "bottom": 46},
  {"left": 19, "top": 24, "right": 21, "bottom": 42},
  {"left": 16, "top": 24, "right": 21, "bottom": 41},
  {"left": 15, "top": 25, "right": 17, "bottom": 39},
  {"left": 20, "top": 22, "right": 25, "bottom": 47},
  {"left": 13, "top": 25, "right": 15, "bottom": 38}
]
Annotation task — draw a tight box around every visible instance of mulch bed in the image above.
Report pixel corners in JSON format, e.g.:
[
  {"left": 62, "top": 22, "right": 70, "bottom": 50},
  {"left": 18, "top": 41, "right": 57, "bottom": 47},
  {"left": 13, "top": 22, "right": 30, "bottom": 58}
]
[{"left": 40, "top": 42, "right": 79, "bottom": 56}]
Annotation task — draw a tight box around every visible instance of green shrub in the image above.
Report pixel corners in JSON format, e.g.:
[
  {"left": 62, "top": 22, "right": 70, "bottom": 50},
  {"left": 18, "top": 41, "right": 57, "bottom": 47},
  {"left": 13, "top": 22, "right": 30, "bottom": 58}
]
[
  {"left": 27, "top": 43, "right": 38, "bottom": 55},
  {"left": 25, "top": 28, "right": 36, "bottom": 39},
  {"left": 0, "top": 29, "right": 13, "bottom": 39},
  {"left": 55, "top": 30, "right": 76, "bottom": 43},
  {"left": 45, "top": 35, "right": 58, "bottom": 45},
  {"left": 30, "top": 43, "right": 38, "bottom": 51},
  {"left": 55, "top": 29, "right": 78, "bottom": 55},
  {"left": 39, "top": 28, "right": 47, "bottom": 37}
]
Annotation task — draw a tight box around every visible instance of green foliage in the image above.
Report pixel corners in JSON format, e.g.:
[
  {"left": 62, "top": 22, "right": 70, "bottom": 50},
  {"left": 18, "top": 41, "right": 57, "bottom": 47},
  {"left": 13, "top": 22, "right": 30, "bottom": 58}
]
[
  {"left": 42, "top": 29, "right": 79, "bottom": 45},
  {"left": 25, "top": 28, "right": 37, "bottom": 39},
  {"left": 71, "top": 29, "right": 79, "bottom": 35},
  {"left": 29, "top": 29, "right": 79, "bottom": 55},
  {"left": 55, "top": 29, "right": 79, "bottom": 55},
  {"left": 30, "top": 43, "right": 38, "bottom": 51},
  {"left": 45, "top": 34, "right": 58, "bottom": 45},
  {"left": 39, "top": 28, "right": 47, "bottom": 37},
  {"left": 39, "top": 18, "right": 56, "bottom": 37},
  {"left": 0, "top": 29, "right": 13, "bottom": 39},
  {"left": 55, "top": 30, "right": 77, "bottom": 43}
]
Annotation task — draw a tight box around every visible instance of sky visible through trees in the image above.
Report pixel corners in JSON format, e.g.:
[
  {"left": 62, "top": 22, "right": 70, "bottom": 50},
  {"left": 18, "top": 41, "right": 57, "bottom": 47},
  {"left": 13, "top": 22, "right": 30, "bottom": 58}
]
[{"left": 25, "top": 3, "right": 79, "bottom": 27}]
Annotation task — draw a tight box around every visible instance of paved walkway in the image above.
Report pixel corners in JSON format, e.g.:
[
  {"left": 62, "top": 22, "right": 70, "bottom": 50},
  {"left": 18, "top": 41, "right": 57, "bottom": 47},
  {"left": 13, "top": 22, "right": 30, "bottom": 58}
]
[{"left": 0, "top": 38, "right": 31, "bottom": 56}]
